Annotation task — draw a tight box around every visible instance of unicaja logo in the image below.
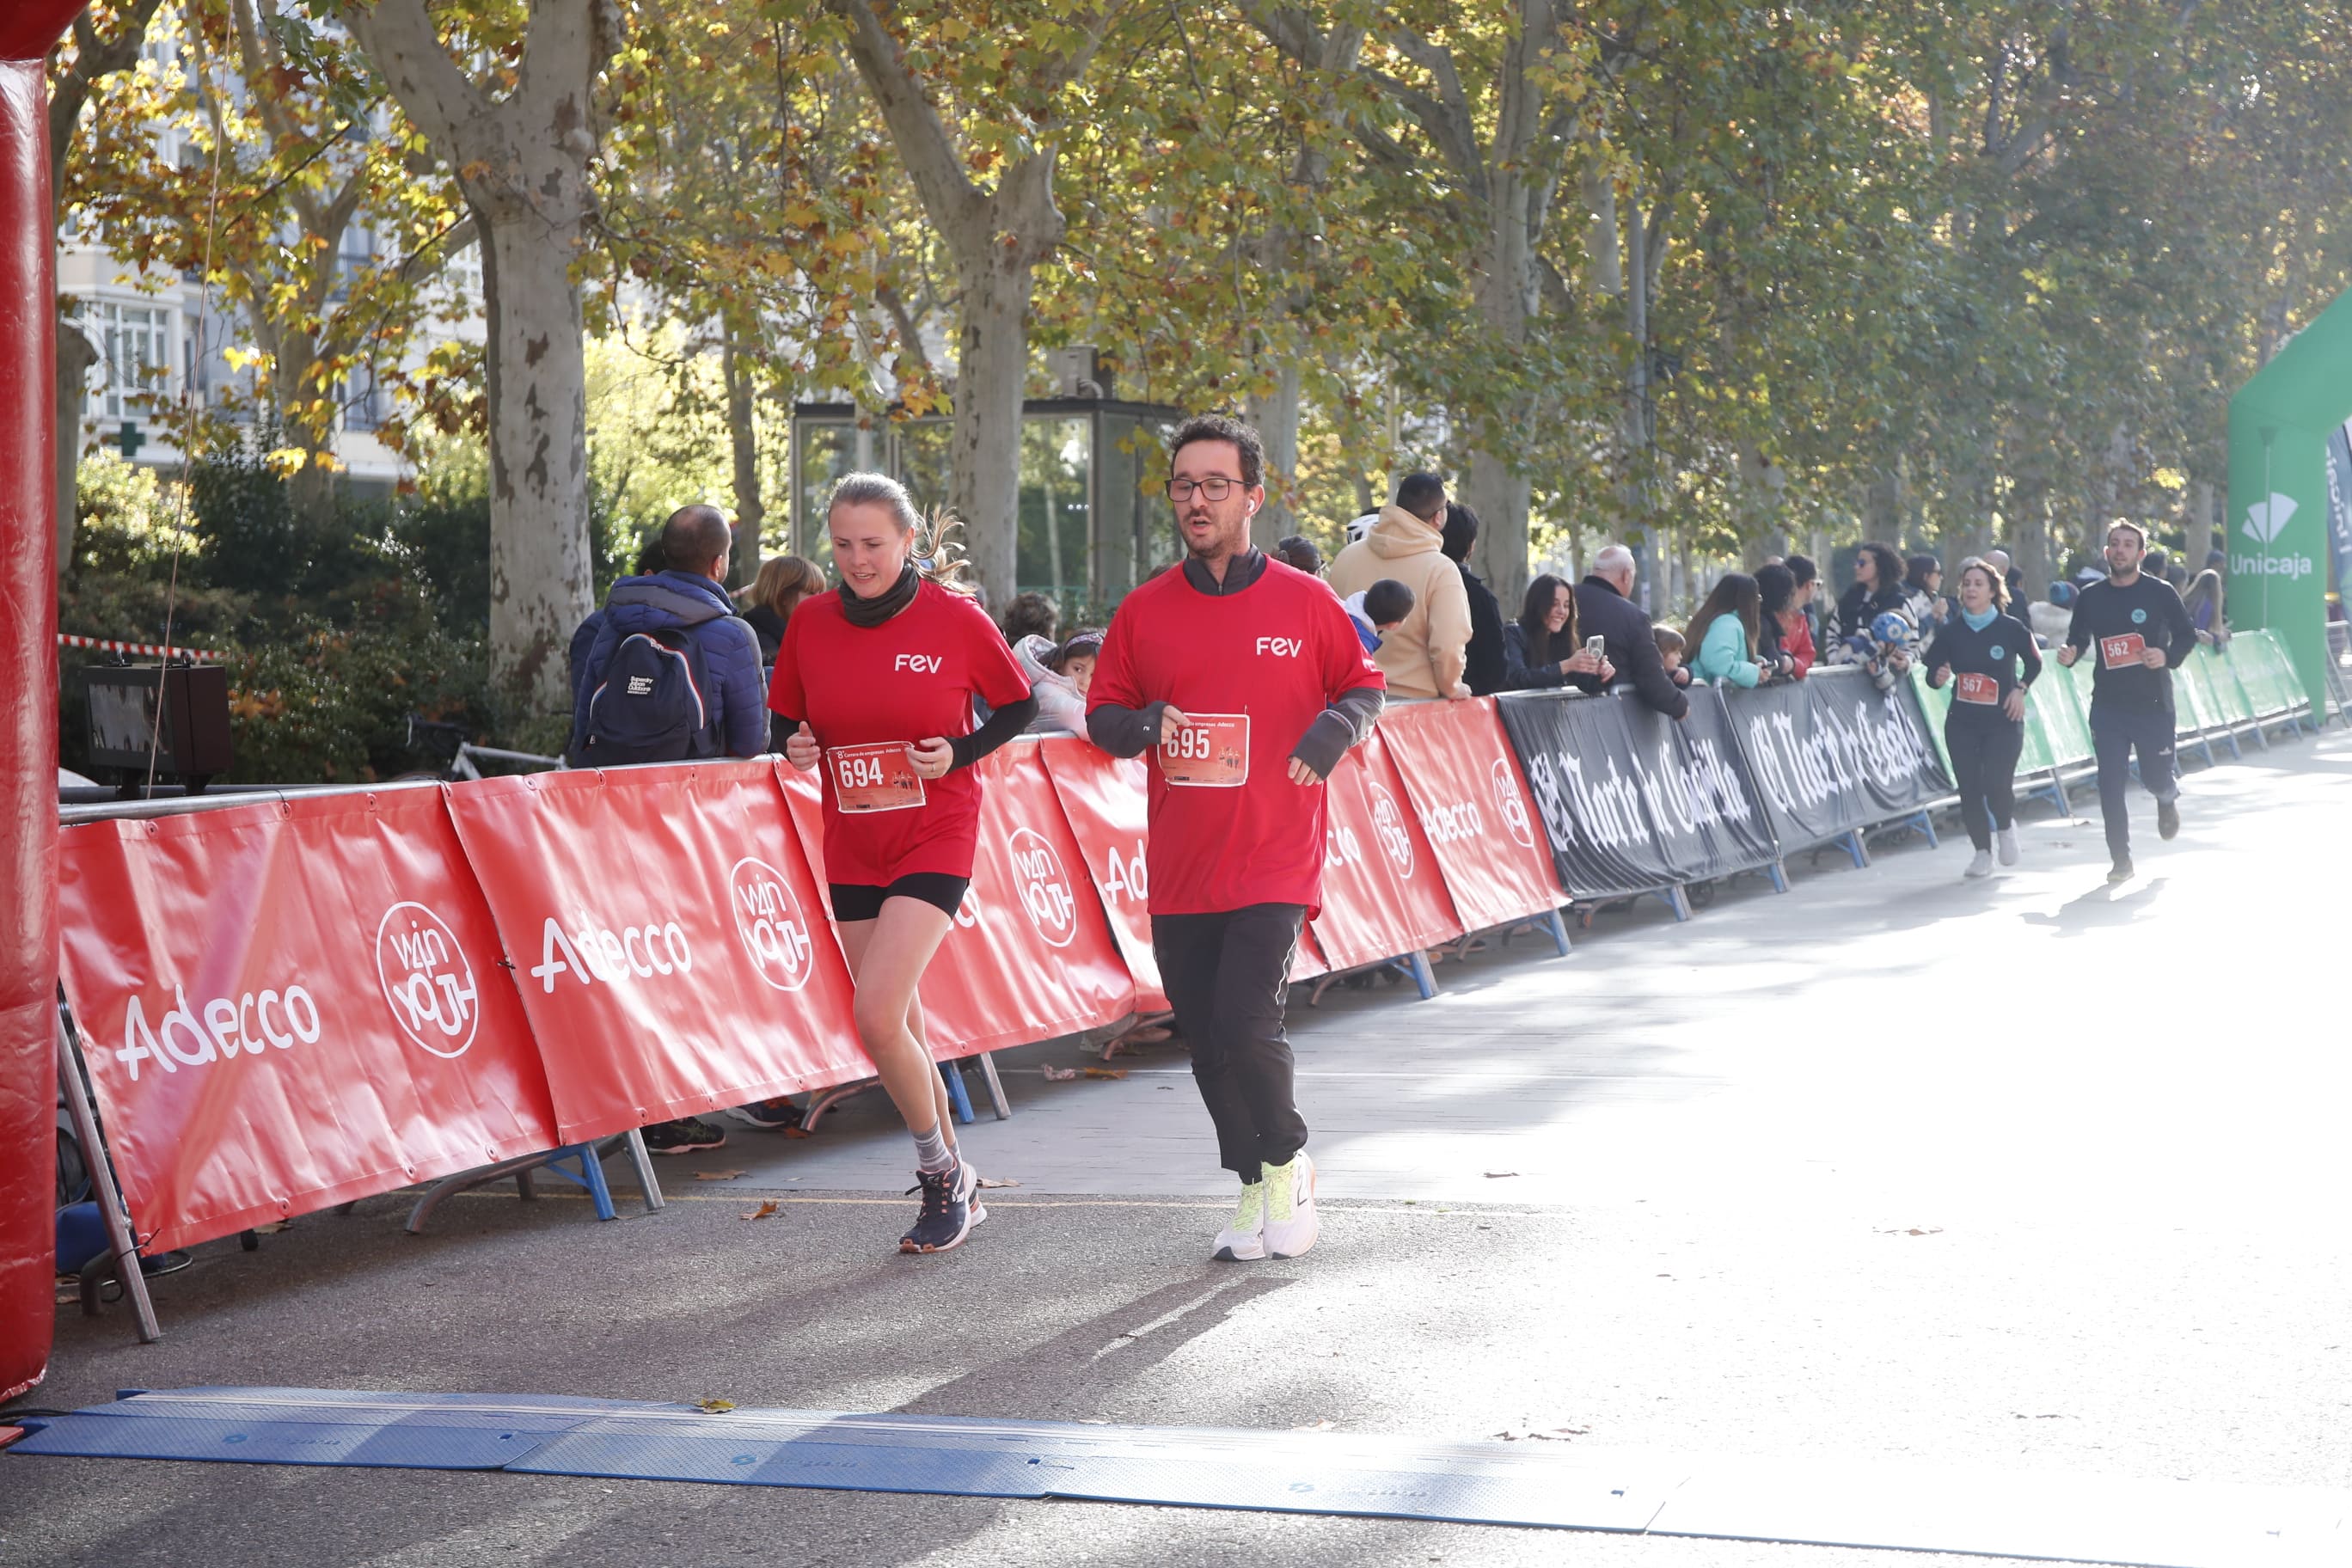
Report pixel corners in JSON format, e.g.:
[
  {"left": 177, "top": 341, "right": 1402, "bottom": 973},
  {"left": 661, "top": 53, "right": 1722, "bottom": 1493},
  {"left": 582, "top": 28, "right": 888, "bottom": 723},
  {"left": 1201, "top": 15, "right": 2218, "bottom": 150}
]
[
  {"left": 2243, "top": 493, "right": 2297, "bottom": 545},
  {"left": 376, "top": 901, "right": 480, "bottom": 1058}
]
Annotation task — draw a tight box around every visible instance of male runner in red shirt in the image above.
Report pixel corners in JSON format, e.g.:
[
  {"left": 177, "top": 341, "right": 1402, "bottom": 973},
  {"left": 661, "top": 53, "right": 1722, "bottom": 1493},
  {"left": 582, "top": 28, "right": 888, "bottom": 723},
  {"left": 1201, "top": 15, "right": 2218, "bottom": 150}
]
[{"left": 1087, "top": 414, "right": 1385, "bottom": 1261}]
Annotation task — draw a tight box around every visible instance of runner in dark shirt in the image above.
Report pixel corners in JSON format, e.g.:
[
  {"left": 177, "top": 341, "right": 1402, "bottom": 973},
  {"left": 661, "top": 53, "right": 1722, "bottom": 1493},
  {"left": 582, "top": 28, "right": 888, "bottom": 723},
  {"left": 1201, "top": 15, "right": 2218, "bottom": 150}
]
[
  {"left": 2055, "top": 520, "right": 2198, "bottom": 881},
  {"left": 1923, "top": 559, "right": 2042, "bottom": 879}
]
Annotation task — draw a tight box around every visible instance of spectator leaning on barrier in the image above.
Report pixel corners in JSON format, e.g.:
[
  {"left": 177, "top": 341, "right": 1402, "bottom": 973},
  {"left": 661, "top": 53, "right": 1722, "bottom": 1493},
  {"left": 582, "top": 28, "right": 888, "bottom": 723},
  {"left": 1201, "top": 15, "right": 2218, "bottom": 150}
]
[
  {"left": 1576, "top": 544, "right": 1690, "bottom": 720},
  {"left": 1687, "top": 573, "right": 1766, "bottom": 688},
  {"left": 567, "top": 505, "right": 769, "bottom": 1157},
  {"left": 1654, "top": 626, "right": 1687, "bottom": 678},
  {"left": 1442, "top": 502, "right": 1509, "bottom": 697},
  {"left": 1503, "top": 573, "right": 1611, "bottom": 691},
  {"left": 1904, "top": 554, "right": 1949, "bottom": 631},
  {"left": 2182, "top": 568, "right": 2228, "bottom": 646},
  {"left": 1342, "top": 579, "right": 1416, "bottom": 652},
  {"left": 1755, "top": 562, "right": 1810, "bottom": 679},
  {"left": 1015, "top": 628, "right": 1106, "bottom": 736},
  {"left": 570, "top": 505, "right": 767, "bottom": 769},
  {"left": 2030, "top": 580, "right": 2076, "bottom": 646},
  {"left": 1326, "top": 472, "right": 1473, "bottom": 701},
  {"left": 738, "top": 554, "right": 826, "bottom": 666},
  {"left": 1785, "top": 553, "right": 1824, "bottom": 658},
  {"left": 1274, "top": 535, "right": 1324, "bottom": 576},
  {"left": 1825, "top": 542, "right": 1909, "bottom": 662}
]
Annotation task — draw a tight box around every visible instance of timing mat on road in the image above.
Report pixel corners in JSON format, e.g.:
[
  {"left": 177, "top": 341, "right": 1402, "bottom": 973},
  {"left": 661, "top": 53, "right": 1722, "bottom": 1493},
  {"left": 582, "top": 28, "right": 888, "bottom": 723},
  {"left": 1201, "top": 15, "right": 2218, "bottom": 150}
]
[{"left": 8, "top": 1387, "right": 2343, "bottom": 1567}]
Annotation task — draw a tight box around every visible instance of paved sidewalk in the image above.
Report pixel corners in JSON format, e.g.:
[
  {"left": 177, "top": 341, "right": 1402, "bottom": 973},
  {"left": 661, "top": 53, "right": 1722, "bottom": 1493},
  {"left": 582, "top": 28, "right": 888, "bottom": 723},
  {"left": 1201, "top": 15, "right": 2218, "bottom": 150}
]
[{"left": 6, "top": 736, "right": 2349, "bottom": 1567}]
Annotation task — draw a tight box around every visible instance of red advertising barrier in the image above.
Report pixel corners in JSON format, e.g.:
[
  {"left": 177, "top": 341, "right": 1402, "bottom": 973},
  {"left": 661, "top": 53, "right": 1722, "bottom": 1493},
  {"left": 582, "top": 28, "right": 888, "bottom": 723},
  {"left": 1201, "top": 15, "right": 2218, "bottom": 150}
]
[
  {"left": 1376, "top": 698, "right": 1565, "bottom": 930},
  {"left": 1038, "top": 739, "right": 1166, "bottom": 1011},
  {"left": 1307, "top": 732, "right": 1467, "bottom": 972},
  {"left": 448, "top": 762, "right": 867, "bottom": 1143},
  {"left": 55, "top": 788, "right": 561, "bottom": 1253},
  {"left": 778, "top": 745, "right": 1136, "bottom": 1055}
]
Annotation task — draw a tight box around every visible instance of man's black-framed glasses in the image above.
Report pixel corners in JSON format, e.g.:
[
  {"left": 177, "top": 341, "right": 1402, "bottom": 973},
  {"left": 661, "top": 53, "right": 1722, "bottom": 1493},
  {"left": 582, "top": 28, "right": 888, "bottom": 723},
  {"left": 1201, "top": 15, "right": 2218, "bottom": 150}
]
[{"left": 1166, "top": 476, "right": 1244, "bottom": 503}]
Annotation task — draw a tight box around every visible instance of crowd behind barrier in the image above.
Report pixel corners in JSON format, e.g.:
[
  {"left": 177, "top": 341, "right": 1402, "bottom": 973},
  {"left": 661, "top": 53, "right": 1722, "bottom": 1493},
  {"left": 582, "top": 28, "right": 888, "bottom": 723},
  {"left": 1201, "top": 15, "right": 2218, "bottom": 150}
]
[{"left": 52, "top": 635, "right": 2316, "bottom": 1263}]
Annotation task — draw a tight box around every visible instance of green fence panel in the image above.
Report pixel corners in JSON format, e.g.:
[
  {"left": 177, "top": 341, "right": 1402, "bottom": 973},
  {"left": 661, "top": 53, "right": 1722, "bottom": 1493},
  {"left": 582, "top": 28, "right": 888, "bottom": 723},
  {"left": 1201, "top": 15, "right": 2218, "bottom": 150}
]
[
  {"left": 2030, "top": 662, "right": 2097, "bottom": 768},
  {"left": 2245, "top": 629, "right": 2309, "bottom": 719},
  {"left": 1908, "top": 668, "right": 1957, "bottom": 780},
  {"left": 2171, "top": 648, "right": 2220, "bottom": 740},
  {"left": 2223, "top": 636, "right": 2287, "bottom": 718},
  {"left": 2190, "top": 645, "right": 2251, "bottom": 725}
]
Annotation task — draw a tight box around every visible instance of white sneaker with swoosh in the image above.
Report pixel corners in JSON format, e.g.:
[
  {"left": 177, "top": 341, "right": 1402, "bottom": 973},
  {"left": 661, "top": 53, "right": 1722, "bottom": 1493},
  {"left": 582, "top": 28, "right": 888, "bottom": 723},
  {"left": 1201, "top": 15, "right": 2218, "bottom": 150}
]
[{"left": 1261, "top": 1152, "right": 1319, "bottom": 1259}]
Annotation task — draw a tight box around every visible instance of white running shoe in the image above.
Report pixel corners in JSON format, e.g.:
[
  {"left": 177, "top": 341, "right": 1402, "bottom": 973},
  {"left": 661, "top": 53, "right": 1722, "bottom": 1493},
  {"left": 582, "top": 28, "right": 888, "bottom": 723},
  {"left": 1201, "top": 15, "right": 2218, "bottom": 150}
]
[
  {"left": 1212, "top": 1181, "right": 1266, "bottom": 1261},
  {"left": 1262, "top": 1152, "right": 1319, "bottom": 1259},
  {"left": 1995, "top": 826, "right": 2018, "bottom": 867},
  {"left": 1963, "top": 849, "right": 1994, "bottom": 879}
]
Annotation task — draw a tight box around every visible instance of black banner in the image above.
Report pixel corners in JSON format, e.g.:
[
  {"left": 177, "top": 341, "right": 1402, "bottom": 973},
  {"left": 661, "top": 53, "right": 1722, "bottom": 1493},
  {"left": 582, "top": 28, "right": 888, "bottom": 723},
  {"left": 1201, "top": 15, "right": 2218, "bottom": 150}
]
[
  {"left": 1496, "top": 688, "right": 1778, "bottom": 899},
  {"left": 1724, "top": 667, "right": 1952, "bottom": 852}
]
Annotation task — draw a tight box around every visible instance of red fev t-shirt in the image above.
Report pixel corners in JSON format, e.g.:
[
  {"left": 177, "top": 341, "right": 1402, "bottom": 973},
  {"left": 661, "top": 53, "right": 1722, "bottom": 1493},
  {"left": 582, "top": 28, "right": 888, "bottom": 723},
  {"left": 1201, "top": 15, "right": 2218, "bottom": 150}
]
[
  {"left": 766, "top": 580, "right": 1031, "bottom": 885},
  {"left": 1089, "top": 559, "right": 1384, "bottom": 916}
]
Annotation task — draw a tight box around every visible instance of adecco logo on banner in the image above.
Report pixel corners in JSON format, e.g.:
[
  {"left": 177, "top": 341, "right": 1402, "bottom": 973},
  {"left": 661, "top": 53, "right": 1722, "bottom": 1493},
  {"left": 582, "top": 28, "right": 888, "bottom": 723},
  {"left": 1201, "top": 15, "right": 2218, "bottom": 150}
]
[
  {"left": 529, "top": 908, "right": 692, "bottom": 991},
  {"left": 727, "top": 857, "right": 817, "bottom": 992},
  {"left": 1368, "top": 781, "right": 1417, "bottom": 879},
  {"left": 113, "top": 981, "right": 322, "bottom": 1081},
  {"left": 2237, "top": 492, "right": 2316, "bottom": 579},
  {"left": 1489, "top": 756, "right": 1536, "bottom": 849},
  {"left": 1007, "top": 827, "right": 1080, "bottom": 948},
  {"left": 375, "top": 902, "right": 480, "bottom": 1058}
]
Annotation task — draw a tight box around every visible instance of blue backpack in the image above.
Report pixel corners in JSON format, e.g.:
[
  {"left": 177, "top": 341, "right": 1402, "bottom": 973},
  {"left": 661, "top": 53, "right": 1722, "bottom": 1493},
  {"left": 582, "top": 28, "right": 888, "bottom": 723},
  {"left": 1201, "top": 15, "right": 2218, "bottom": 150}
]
[{"left": 582, "top": 625, "right": 720, "bottom": 764}]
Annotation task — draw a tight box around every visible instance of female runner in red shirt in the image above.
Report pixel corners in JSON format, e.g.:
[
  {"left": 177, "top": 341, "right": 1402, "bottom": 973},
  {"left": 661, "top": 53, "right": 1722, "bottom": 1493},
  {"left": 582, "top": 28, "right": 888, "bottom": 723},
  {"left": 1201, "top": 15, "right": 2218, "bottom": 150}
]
[{"left": 768, "top": 474, "right": 1035, "bottom": 1253}]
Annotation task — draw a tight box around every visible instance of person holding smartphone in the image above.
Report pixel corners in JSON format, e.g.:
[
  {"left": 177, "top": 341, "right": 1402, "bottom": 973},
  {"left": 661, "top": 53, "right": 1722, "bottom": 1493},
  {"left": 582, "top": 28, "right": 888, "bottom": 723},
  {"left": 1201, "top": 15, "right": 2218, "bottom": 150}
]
[
  {"left": 1924, "top": 559, "right": 2042, "bottom": 879},
  {"left": 767, "top": 473, "right": 1036, "bottom": 1255},
  {"left": 1503, "top": 573, "right": 1613, "bottom": 691}
]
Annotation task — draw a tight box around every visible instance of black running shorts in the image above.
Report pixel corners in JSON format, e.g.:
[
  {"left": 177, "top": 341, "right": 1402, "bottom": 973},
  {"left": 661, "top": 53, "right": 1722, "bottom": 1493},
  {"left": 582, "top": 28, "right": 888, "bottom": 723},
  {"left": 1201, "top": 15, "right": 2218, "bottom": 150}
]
[{"left": 829, "top": 873, "right": 971, "bottom": 922}]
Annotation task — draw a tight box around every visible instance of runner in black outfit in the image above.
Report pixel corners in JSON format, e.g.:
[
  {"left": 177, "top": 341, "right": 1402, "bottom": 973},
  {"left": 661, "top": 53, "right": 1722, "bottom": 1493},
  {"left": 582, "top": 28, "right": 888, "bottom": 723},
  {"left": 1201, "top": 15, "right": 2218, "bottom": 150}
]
[
  {"left": 1923, "top": 559, "right": 2041, "bottom": 879},
  {"left": 2054, "top": 520, "right": 2197, "bottom": 883}
]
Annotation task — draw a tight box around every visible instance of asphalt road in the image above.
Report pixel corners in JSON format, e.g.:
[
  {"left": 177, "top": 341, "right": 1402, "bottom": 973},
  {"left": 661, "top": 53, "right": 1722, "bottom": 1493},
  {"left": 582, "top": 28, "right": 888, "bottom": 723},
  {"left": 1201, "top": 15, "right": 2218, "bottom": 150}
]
[{"left": 5, "top": 730, "right": 2349, "bottom": 1567}]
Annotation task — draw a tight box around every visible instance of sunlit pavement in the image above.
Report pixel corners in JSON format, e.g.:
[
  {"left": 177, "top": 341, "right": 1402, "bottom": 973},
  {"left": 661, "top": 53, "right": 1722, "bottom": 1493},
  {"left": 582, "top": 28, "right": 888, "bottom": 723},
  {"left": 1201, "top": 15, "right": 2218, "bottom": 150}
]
[{"left": 7, "top": 733, "right": 2349, "bottom": 1567}]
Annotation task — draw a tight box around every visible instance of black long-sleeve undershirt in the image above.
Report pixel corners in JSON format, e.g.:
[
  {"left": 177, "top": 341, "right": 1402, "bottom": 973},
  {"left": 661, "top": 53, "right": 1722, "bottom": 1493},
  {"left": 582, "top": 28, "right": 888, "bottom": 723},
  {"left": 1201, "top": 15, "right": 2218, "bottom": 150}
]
[
  {"left": 769, "top": 695, "right": 1039, "bottom": 774},
  {"left": 1086, "top": 685, "right": 1384, "bottom": 781}
]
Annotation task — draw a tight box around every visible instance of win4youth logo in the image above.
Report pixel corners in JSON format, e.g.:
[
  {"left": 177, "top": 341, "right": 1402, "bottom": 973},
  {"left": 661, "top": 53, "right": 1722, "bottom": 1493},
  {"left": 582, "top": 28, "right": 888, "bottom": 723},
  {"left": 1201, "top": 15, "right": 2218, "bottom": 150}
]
[{"left": 2242, "top": 493, "right": 2298, "bottom": 545}]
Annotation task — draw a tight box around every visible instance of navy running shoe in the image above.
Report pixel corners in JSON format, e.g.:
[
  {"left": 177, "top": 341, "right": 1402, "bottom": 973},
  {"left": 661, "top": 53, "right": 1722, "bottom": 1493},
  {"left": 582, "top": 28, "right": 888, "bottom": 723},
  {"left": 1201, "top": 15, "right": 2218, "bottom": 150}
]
[{"left": 899, "top": 1159, "right": 984, "bottom": 1254}]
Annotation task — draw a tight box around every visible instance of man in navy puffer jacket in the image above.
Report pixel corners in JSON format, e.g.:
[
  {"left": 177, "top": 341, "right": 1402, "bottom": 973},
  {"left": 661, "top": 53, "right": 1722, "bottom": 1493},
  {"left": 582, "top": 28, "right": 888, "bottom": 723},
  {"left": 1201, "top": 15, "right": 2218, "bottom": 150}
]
[{"left": 568, "top": 505, "right": 765, "bottom": 763}]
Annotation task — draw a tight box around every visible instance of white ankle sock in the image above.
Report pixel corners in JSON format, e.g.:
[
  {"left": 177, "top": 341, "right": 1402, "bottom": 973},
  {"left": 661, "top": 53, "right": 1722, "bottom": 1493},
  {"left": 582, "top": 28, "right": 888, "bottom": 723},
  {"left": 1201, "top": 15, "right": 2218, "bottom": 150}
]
[{"left": 911, "top": 1123, "right": 955, "bottom": 1174}]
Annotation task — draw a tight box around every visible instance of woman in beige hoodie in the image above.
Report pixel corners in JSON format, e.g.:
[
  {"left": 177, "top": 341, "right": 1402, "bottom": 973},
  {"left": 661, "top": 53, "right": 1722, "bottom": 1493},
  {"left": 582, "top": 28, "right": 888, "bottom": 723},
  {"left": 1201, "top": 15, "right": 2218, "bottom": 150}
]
[{"left": 1324, "top": 481, "right": 1473, "bottom": 700}]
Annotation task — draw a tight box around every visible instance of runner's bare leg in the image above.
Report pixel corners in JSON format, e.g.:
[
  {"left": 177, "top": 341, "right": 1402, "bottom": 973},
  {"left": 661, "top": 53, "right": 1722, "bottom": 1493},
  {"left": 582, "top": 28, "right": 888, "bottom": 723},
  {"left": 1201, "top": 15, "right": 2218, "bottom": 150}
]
[{"left": 836, "top": 903, "right": 957, "bottom": 1145}]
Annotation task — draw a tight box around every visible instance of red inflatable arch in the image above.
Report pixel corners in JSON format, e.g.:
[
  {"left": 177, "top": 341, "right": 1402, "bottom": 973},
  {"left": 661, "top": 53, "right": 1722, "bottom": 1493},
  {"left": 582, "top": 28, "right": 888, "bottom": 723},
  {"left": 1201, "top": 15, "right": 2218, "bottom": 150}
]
[{"left": 2, "top": 1, "right": 88, "bottom": 1403}]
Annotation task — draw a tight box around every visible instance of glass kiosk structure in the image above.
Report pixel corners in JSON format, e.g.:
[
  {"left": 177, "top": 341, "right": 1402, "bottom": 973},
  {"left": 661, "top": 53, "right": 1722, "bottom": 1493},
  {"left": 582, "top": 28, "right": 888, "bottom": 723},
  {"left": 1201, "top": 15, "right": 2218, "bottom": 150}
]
[{"left": 788, "top": 399, "right": 1184, "bottom": 607}]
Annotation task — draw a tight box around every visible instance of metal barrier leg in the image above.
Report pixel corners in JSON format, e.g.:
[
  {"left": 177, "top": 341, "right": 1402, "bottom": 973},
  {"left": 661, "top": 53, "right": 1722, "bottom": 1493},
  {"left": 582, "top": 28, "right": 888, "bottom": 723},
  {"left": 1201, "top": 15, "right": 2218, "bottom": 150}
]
[
  {"left": 530, "top": 1143, "right": 618, "bottom": 1222},
  {"left": 1657, "top": 885, "right": 1694, "bottom": 922},
  {"left": 976, "top": 1050, "right": 1012, "bottom": 1121},
  {"left": 1767, "top": 859, "right": 1789, "bottom": 893},
  {"left": 1908, "top": 808, "right": 1940, "bottom": 848},
  {"left": 1841, "top": 830, "right": 1870, "bottom": 869},
  {"left": 55, "top": 1007, "right": 162, "bottom": 1344},
  {"left": 801, "top": 1078, "right": 879, "bottom": 1133},
  {"left": 940, "top": 1061, "right": 976, "bottom": 1125},
  {"left": 2045, "top": 767, "right": 2070, "bottom": 813},
  {"left": 621, "top": 1128, "right": 665, "bottom": 1212},
  {"left": 1383, "top": 950, "right": 1438, "bottom": 999},
  {"left": 1543, "top": 907, "right": 1573, "bottom": 953}
]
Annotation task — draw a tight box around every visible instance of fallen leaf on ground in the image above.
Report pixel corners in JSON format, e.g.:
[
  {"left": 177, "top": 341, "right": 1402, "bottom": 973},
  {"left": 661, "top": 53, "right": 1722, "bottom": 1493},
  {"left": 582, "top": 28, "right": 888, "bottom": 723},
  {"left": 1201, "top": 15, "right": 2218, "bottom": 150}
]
[
  {"left": 1083, "top": 1066, "right": 1129, "bottom": 1080},
  {"left": 1493, "top": 1426, "right": 1587, "bottom": 1442},
  {"left": 782, "top": 1126, "right": 813, "bottom": 1139},
  {"left": 252, "top": 1220, "right": 291, "bottom": 1234},
  {"left": 1042, "top": 1065, "right": 1078, "bottom": 1081},
  {"left": 976, "top": 1177, "right": 1021, "bottom": 1189},
  {"left": 1483, "top": 1171, "right": 1519, "bottom": 1179},
  {"left": 740, "top": 1200, "right": 780, "bottom": 1220},
  {"left": 1292, "top": 1419, "right": 1334, "bottom": 1431},
  {"left": 1875, "top": 1226, "right": 1944, "bottom": 1236},
  {"left": 698, "top": 1399, "right": 736, "bottom": 1413},
  {"left": 693, "top": 1171, "right": 749, "bottom": 1181}
]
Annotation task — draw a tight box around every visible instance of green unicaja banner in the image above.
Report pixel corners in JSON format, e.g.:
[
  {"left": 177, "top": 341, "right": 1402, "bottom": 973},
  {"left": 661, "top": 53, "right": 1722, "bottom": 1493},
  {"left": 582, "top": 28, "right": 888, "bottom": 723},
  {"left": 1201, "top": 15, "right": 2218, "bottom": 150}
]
[{"left": 2227, "top": 287, "right": 2352, "bottom": 715}]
